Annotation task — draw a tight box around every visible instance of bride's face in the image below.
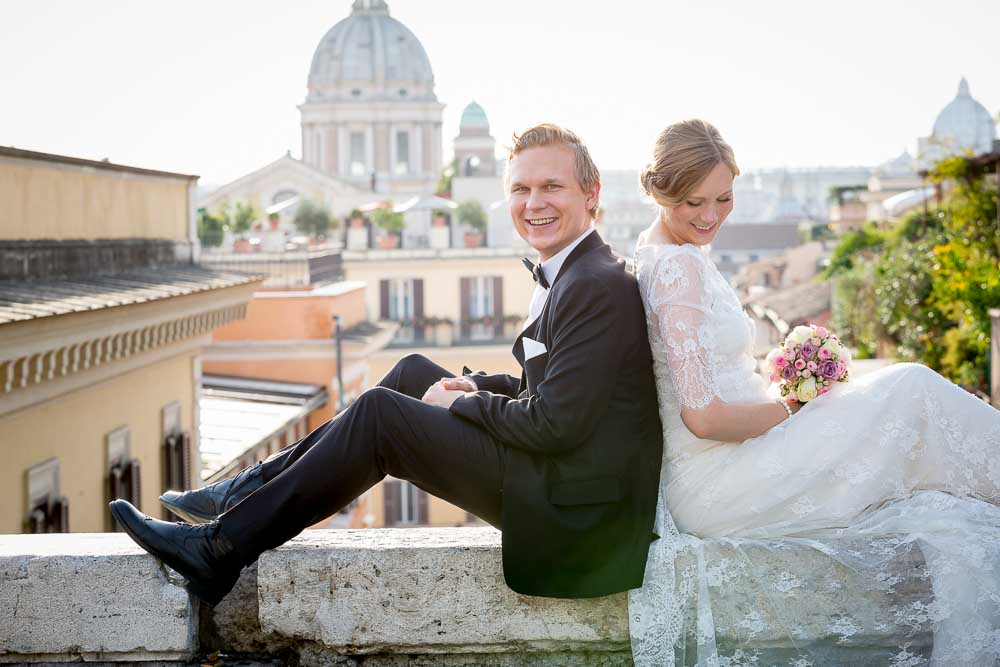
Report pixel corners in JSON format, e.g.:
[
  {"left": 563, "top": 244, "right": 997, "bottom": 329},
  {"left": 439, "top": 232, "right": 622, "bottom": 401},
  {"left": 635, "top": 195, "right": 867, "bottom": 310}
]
[{"left": 660, "top": 162, "right": 734, "bottom": 246}]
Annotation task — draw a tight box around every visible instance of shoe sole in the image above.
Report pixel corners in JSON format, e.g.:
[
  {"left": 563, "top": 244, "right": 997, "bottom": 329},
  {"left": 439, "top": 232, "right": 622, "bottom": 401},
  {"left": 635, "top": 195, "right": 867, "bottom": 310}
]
[
  {"left": 158, "top": 496, "right": 216, "bottom": 524},
  {"left": 109, "top": 502, "right": 230, "bottom": 606}
]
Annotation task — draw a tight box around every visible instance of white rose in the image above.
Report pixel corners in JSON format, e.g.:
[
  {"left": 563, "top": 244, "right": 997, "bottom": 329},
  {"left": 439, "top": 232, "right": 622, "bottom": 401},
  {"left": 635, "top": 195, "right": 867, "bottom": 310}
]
[
  {"left": 787, "top": 325, "right": 814, "bottom": 345},
  {"left": 796, "top": 376, "right": 818, "bottom": 402},
  {"left": 819, "top": 339, "right": 843, "bottom": 358}
]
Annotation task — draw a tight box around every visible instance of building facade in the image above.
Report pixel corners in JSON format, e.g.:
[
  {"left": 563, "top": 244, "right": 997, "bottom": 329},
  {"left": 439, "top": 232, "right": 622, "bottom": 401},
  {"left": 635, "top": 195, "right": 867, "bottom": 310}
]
[
  {"left": 0, "top": 147, "right": 261, "bottom": 534},
  {"left": 300, "top": 0, "right": 444, "bottom": 197}
]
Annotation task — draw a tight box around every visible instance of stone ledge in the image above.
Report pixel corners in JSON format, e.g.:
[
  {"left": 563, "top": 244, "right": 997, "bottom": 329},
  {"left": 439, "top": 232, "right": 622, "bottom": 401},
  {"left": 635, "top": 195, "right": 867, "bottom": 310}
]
[
  {"left": 0, "top": 533, "right": 195, "bottom": 663},
  {"left": 256, "top": 528, "right": 628, "bottom": 654},
  {"left": 3, "top": 528, "right": 933, "bottom": 665}
]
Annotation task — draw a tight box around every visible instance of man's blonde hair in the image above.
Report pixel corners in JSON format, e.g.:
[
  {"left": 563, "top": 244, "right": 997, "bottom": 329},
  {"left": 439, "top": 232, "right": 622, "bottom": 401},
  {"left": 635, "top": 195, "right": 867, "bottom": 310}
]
[
  {"left": 639, "top": 119, "right": 740, "bottom": 208},
  {"left": 505, "top": 123, "right": 601, "bottom": 219}
]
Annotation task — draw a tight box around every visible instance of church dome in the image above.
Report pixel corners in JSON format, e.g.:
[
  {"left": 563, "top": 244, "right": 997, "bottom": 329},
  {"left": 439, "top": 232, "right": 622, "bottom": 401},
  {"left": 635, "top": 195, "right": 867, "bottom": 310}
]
[
  {"left": 459, "top": 101, "right": 490, "bottom": 131},
  {"left": 930, "top": 78, "right": 996, "bottom": 155},
  {"left": 306, "top": 0, "right": 436, "bottom": 102}
]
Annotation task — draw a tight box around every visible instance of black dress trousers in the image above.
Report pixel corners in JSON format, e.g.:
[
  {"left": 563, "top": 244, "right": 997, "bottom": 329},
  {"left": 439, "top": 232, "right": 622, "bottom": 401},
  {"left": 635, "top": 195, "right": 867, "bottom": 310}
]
[{"left": 217, "top": 354, "right": 509, "bottom": 566}]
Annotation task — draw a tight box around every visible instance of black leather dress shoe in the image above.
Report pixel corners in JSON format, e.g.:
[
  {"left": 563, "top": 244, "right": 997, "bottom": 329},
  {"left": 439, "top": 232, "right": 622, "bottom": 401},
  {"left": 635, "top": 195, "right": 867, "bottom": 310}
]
[
  {"left": 159, "top": 461, "right": 264, "bottom": 523},
  {"left": 109, "top": 499, "right": 242, "bottom": 605}
]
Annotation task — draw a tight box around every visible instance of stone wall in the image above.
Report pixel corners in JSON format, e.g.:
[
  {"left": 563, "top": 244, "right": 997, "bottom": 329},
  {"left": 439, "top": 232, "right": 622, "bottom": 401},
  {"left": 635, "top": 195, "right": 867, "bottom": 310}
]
[{"left": 1, "top": 528, "right": 931, "bottom": 665}]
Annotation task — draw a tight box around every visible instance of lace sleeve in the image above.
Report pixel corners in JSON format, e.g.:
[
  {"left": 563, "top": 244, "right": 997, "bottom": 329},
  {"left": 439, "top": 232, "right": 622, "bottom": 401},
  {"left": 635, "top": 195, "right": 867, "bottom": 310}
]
[{"left": 646, "top": 248, "right": 718, "bottom": 410}]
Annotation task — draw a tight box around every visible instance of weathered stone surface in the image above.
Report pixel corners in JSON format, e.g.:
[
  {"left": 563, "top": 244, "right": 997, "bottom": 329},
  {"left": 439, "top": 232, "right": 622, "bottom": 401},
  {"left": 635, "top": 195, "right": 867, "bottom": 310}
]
[
  {"left": 200, "top": 562, "right": 298, "bottom": 659},
  {"left": 257, "top": 528, "right": 932, "bottom": 662},
  {"left": 257, "top": 528, "right": 629, "bottom": 655},
  {"left": 0, "top": 533, "right": 195, "bottom": 663},
  {"left": 2, "top": 528, "right": 935, "bottom": 664}
]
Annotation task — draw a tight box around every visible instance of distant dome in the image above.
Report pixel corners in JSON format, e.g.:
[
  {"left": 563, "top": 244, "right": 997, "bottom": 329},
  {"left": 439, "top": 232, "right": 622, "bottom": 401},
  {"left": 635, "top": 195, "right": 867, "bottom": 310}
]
[
  {"left": 875, "top": 149, "right": 916, "bottom": 178},
  {"left": 930, "top": 78, "right": 996, "bottom": 154},
  {"left": 460, "top": 101, "right": 490, "bottom": 130},
  {"left": 307, "top": 0, "right": 436, "bottom": 102}
]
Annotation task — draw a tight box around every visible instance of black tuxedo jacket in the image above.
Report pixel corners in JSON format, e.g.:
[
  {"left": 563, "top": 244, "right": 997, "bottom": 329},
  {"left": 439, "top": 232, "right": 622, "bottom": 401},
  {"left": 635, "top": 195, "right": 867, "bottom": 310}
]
[{"left": 450, "top": 231, "right": 663, "bottom": 598}]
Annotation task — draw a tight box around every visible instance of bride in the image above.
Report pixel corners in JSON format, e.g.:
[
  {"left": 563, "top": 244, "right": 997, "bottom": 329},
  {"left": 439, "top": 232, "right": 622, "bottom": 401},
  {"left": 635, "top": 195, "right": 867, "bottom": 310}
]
[{"left": 628, "top": 119, "right": 1000, "bottom": 666}]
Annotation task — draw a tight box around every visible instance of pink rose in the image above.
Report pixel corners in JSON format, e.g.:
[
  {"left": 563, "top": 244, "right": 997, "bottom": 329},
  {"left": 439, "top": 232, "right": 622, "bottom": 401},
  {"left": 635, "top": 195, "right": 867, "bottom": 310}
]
[
  {"left": 783, "top": 347, "right": 794, "bottom": 359},
  {"left": 775, "top": 356, "right": 787, "bottom": 368},
  {"left": 807, "top": 361, "right": 818, "bottom": 371},
  {"left": 837, "top": 361, "right": 847, "bottom": 375},
  {"left": 794, "top": 359, "right": 806, "bottom": 370},
  {"left": 802, "top": 369, "right": 812, "bottom": 378},
  {"left": 818, "top": 348, "right": 832, "bottom": 360},
  {"left": 769, "top": 372, "right": 780, "bottom": 382},
  {"left": 814, "top": 326, "right": 829, "bottom": 337}
]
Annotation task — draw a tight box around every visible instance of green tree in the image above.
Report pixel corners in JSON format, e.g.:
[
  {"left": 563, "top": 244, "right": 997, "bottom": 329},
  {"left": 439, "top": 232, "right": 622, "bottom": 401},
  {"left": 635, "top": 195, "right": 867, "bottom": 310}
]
[
  {"left": 293, "top": 199, "right": 335, "bottom": 238},
  {"left": 456, "top": 200, "right": 487, "bottom": 233},
  {"left": 214, "top": 199, "right": 259, "bottom": 235},
  {"left": 197, "top": 208, "right": 225, "bottom": 248},
  {"left": 823, "top": 223, "right": 886, "bottom": 278},
  {"left": 831, "top": 260, "right": 879, "bottom": 358},
  {"left": 827, "top": 154, "right": 998, "bottom": 394}
]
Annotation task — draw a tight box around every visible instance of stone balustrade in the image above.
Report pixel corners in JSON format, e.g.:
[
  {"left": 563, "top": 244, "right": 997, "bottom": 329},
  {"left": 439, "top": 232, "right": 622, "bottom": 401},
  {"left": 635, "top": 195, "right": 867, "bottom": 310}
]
[{"left": 1, "top": 527, "right": 931, "bottom": 665}]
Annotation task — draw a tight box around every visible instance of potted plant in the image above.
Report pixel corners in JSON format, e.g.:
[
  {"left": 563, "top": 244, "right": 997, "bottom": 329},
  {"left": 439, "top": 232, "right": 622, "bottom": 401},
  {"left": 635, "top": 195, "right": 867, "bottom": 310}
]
[
  {"left": 431, "top": 209, "right": 449, "bottom": 227},
  {"left": 369, "top": 203, "right": 404, "bottom": 249},
  {"left": 456, "top": 200, "right": 487, "bottom": 247},
  {"left": 348, "top": 208, "right": 365, "bottom": 228}
]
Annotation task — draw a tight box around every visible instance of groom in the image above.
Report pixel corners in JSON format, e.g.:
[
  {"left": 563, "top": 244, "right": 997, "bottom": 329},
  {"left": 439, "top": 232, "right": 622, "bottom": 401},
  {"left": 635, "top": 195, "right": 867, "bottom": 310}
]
[{"left": 111, "top": 123, "right": 663, "bottom": 604}]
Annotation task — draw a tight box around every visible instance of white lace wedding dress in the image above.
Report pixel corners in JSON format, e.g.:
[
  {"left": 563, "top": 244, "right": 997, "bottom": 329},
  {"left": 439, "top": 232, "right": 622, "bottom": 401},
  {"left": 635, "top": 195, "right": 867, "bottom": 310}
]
[{"left": 629, "top": 242, "right": 1000, "bottom": 666}]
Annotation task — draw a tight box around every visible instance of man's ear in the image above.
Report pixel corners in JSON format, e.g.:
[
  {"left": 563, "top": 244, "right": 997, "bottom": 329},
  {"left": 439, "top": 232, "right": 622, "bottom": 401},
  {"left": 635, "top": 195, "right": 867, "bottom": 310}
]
[{"left": 586, "top": 181, "right": 601, "bottom": 212}]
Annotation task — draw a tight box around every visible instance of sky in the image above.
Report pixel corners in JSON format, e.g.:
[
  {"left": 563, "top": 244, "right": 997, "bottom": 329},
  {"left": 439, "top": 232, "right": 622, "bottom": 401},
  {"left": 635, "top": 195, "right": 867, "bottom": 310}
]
[{"left": 2, "top": 0, "right": 998, "bottom": 187}]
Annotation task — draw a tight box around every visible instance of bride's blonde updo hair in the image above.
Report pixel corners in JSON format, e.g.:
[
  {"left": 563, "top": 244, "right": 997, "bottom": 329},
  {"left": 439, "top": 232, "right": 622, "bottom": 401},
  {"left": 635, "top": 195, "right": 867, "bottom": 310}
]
[{"left": 639, "top": 119, "right": 740, "bottom": 208}]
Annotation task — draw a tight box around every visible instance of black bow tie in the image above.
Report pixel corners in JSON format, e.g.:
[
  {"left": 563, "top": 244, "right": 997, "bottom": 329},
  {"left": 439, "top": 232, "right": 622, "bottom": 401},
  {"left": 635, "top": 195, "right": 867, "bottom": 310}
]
[{"left": 522, "top": 257, "right": 549, "bottom": 289}]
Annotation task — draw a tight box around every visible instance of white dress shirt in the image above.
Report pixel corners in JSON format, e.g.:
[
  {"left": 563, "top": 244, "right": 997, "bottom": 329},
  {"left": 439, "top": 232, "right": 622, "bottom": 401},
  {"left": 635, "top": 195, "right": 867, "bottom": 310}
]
[{"left": 524, "top": 227, "right": 595, "bottom": 330}]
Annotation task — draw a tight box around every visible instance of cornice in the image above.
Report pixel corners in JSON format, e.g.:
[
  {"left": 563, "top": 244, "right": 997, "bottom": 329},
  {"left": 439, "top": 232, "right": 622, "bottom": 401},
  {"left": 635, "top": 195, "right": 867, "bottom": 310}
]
[{"left": 0, "top": 293, "right": 252, "bottom": 411}]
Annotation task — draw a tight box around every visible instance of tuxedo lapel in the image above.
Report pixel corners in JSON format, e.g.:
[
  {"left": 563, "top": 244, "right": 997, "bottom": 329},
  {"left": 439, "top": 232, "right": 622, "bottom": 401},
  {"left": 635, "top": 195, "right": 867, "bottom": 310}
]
[
  {"left": 510, "top": 231, "right": 605, "bottom": 397},
  {"left": 548, "top": 230, "right": 605, "bottom": 289}
]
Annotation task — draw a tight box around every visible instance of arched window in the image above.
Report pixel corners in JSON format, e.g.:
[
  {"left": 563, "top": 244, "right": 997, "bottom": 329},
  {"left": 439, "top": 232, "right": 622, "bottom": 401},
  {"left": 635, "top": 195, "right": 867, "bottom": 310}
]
[{"left": 272, "top": 190, "right": 299, "bottom": 205}]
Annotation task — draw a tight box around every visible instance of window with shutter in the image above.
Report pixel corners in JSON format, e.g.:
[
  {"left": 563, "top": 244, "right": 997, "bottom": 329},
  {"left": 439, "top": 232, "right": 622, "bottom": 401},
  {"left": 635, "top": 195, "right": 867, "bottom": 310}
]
[
  {"left": 492, "top": 276, "right": 504, "bottom": 337},
  {"left": 383, "top": 479, "right": 400, "bottom": 526},
  {"left": 464, "top": 276, "right": 498, "bottom": 341},
  {"left": 459, "top": 277, "right": 472, "bottom": 340},
  {"left": 416, "top": 487, "right": 429, "bottom": 524},
  {"left": 379, "top": 279, "right": 390, "bottom": 320},
  {"left": 413, "top": 279, "right": 425, "bottom": 341},
  {"left": 106, "top": 426, "right": 141, "bottom": 531},
  {"left": 25, "top": 458, "right": 69, "bottom": 533}
]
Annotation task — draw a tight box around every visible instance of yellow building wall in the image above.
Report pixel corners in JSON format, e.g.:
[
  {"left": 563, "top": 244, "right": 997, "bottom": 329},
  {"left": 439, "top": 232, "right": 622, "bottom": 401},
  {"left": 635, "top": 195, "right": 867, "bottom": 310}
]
[
  {"left": 211, "top": 288, "right": 367, "bottom": 341},
  {"left": 343, "top": 256, "right": 535, "bottom": 323},
  {"left": 0, "top": 158, "right": 190, "bottom": 240},
  {"left": 0, "top": 352, "right": 196, "bottom": 534}
]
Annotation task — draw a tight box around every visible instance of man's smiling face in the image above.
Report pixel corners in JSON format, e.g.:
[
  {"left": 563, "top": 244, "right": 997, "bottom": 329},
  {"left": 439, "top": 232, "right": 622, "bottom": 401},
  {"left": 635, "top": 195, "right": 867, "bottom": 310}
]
[{"left": 507, "top": 144, "right": 599, "bottom": 261}]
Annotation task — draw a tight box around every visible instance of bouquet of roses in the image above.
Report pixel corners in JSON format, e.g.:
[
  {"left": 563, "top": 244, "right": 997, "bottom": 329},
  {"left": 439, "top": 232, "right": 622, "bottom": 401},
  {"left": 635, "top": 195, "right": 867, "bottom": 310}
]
[{"left": 765, "top": 324, "right": 851, "bottom": 404}]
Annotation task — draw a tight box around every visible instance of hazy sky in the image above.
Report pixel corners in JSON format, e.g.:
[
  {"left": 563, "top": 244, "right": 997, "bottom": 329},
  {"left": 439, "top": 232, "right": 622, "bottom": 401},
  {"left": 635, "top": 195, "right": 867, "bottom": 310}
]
[{"left": 2, "top": 1, "right": 997, "bottom": 185}]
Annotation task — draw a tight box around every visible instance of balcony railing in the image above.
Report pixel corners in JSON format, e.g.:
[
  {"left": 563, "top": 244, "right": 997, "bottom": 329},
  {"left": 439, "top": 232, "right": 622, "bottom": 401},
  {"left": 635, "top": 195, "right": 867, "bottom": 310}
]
[
  {"left": 386, "top": 318, "right": 523, "bottom": 349},
  {"left": 199, "top": 249, "right": 343, "bottom": 288}
]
